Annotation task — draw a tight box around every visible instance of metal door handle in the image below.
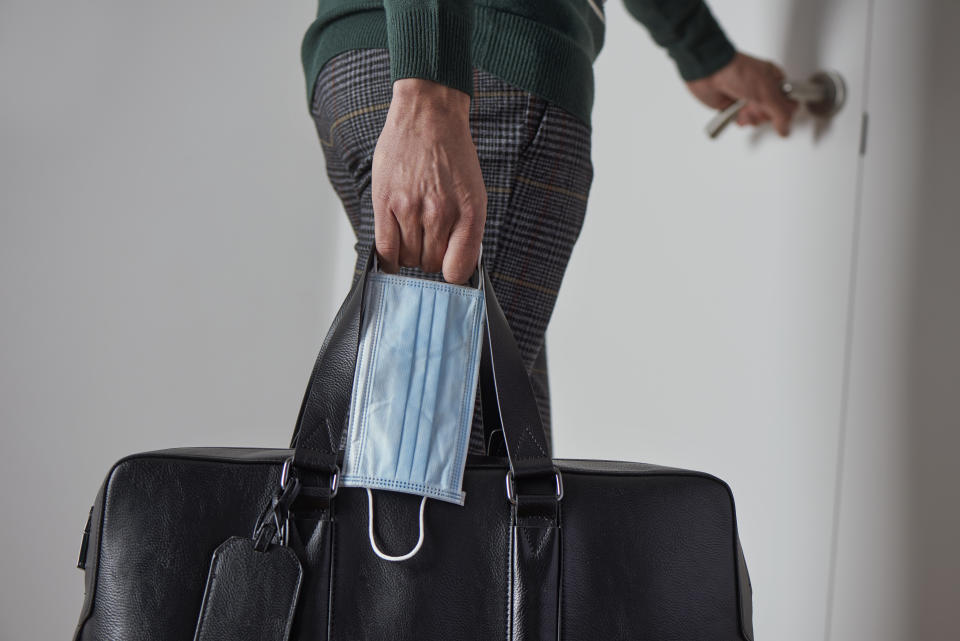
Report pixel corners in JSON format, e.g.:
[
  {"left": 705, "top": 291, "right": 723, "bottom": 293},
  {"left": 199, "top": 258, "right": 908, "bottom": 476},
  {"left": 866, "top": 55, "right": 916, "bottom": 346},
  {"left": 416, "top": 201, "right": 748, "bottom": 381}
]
[{"left": 705, "top": 70, "right": 846, "bottom": 138}]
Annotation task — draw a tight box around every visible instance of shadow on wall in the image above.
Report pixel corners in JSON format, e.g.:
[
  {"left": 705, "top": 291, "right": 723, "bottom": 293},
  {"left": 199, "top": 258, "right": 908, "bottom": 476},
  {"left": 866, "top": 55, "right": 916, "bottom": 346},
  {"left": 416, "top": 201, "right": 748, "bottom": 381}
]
[
  {"left": 750, "top": 0, "right": 839, "bottom": 146},
  {"left": 906, "top": 1, "right": 960, "bottom": 637}
]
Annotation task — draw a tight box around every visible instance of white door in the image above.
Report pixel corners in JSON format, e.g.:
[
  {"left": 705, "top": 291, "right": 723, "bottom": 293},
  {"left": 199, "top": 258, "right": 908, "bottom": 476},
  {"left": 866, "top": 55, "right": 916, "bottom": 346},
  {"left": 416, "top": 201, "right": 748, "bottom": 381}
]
[{"left": 548, "top": 1, "right": 960, "bottom": 639}]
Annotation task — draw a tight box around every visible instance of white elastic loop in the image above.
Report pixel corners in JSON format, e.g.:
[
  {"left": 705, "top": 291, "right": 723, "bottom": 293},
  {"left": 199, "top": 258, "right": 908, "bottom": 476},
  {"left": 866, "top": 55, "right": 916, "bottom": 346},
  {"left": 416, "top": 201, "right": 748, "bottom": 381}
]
[
  {"left": 366, "top": 488, "right": 428, "bottom": 562},
  {"left": 476, "top": 242, "right": 485, "bottom": 291}
]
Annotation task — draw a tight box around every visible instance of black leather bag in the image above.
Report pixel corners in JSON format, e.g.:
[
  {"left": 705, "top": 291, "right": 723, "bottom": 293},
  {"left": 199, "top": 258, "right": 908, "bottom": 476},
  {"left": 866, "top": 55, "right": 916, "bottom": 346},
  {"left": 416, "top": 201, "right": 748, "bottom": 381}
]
[{"left": 73, "top": 244, "right": 755, "bottom": 641}]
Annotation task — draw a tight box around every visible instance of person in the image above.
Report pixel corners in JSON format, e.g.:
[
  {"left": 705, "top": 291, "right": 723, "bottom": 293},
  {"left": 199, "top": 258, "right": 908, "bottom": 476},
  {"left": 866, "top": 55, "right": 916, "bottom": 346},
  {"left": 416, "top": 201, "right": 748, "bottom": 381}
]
[{"left": 301, "top": 0, "right": 798, "bottom": 457}]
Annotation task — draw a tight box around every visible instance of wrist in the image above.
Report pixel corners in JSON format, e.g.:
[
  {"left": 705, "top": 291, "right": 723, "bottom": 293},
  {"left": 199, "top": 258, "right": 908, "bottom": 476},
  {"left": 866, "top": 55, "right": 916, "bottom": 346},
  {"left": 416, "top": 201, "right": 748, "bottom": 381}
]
[{"left": 391, "top": 78, "right": 471, "bottom": 119}]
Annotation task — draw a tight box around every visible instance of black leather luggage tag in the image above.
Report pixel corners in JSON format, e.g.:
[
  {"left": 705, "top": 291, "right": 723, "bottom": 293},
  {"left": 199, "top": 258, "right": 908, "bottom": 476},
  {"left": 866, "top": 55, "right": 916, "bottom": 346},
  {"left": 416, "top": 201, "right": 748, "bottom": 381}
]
[{"left": 193, "top": 536, "right": 303, "bottom": 641}]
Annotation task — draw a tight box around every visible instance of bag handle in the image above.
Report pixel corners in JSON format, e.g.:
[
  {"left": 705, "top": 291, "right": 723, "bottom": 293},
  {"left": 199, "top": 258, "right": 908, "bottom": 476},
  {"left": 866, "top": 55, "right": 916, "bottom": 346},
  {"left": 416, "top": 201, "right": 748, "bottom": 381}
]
[{"left": 287, "top": 243, "right": 557, "bottom": 495}]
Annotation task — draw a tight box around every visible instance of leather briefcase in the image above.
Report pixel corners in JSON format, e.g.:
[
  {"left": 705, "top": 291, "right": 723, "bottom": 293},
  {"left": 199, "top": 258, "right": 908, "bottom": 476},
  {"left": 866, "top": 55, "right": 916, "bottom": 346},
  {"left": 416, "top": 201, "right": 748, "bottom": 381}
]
[{"left": 73, "top": 244, "right": 755, "bottom": 640}]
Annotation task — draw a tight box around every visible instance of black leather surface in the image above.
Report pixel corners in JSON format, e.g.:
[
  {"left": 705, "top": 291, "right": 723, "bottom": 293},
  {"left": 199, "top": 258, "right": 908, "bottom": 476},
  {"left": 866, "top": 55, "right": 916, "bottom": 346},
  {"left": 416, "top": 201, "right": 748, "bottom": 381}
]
[
  {"left": 193, "top": 537, "right": 302, "bottom": 641},
  {"left": 74, "top": 449, "right": 753, "bottom": 641},
  {"left": 73, "top": 241, "right": 754, "bottom": 641}
]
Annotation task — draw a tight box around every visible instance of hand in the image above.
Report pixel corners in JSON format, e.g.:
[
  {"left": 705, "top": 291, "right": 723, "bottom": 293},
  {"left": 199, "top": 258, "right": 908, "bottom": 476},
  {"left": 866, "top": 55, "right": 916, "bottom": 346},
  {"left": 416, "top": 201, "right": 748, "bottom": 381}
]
[
  {"left": 686, "top": 52, "right": 798, "bottom": 136},
  {"left": 371, "top": 78, "right": 487, "bottom": 284}
]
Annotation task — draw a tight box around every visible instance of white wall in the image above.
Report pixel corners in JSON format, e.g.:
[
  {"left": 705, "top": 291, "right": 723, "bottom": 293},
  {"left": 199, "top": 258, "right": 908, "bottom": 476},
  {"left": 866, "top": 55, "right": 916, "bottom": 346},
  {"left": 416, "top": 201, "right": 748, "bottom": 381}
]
[
  {"left": 549, "top": 1, "right": 960, "bottom": 640},
  {"left": 0, "top": 1, "right": 353, "bottom": 638},
  {"left": 551, "top": 1, "right": 869, "bottom": 638},
  {"left": 1, "top": 0, "right": 957, "bottom": 640}
]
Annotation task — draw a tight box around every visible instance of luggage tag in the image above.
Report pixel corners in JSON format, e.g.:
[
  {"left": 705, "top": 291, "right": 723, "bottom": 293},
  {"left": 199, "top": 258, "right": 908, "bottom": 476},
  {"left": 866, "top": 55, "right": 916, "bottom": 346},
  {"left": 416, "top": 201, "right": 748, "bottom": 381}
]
[
  {"left": 340, "top": 247, "right": 486, "bottom": 561},
  {"left": 193, "top": 477, "right": 304, "bottom": 641}
]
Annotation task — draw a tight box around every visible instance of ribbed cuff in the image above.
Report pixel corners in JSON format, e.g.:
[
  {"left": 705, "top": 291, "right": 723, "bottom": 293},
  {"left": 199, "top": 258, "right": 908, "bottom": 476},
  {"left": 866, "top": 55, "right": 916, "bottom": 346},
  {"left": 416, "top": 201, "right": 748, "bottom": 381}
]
[
  {"left": 384, "top": 4, "right": 474, "bottom": 97},
  {"left": 666, "top": 4, "right": 736, "bottom": 81}
]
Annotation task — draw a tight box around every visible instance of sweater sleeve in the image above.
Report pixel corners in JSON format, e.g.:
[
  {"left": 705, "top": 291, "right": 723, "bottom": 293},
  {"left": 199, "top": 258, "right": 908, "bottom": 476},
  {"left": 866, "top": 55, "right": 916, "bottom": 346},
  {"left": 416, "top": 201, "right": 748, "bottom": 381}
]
[
  {"left": 621, "top": 0, "right": 736, "bottom": 81},
  {"left": 383, "top": 0, "right": 475, "bottom": 97}
]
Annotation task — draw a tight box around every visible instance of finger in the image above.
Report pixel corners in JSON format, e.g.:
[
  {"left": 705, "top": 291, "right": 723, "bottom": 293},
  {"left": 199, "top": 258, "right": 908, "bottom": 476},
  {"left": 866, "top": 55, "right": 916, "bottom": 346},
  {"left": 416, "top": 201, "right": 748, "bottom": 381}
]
[
  {"left": 420, "top": 197, "right": 453, "bottom": 274},
  {"left": 696, "top": 85, "right": 738, "bottom": 111},
  {"left": 374, "top": 210, "right": 401, "bottom": 273},
  {"left": 393, "top": 200, "right": 423, "bottom": 268},
  {"left": 768, "top": 105, "right": 791, "bottom": 136},
  {"left": 442, "top": 210, "right": 484, "bottom": 285},
  {"left": 714, "top": 95, "right": 738, "bottom": 111},
  {"left": 751, "top": 105, "right": 771, "bottom": 125},
  {"left": 738, "top": 104, "right": 760, "bottom": 126},
  {"left": 761, "top": 62, "right": 795, "bottom": 136},
  {"left": 705, "top": 92, "right": 738, "bottom": 111}
]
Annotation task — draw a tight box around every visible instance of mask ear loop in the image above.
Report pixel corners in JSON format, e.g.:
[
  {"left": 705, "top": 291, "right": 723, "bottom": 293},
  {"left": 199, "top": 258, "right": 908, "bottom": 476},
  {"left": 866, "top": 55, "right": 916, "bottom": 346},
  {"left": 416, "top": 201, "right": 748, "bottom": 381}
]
[
  {"left": 366, "top": 488, "right": 428, "bottom": 562},
  {"left": 474, "top": 242, "right": 485, "bottom": 292}
]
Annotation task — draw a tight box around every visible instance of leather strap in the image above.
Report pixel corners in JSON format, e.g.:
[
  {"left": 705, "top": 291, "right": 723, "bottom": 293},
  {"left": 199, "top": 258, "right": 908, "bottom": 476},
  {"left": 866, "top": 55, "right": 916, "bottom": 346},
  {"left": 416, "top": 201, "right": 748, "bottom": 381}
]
[
  {"left": 288, "top": 245, "right": 375, "bottom": 469},
  {"left": 478, "top": 263, "right": 556, "bottom": 480},
  {"left": 286, "top": 244, "right": 562, "bottom": 640},
  {"left": 288, "top": 243, "right": 556, "bottom": 484},
  {"left": 480, "top": 331, "right": 507, "bottom": 456}
]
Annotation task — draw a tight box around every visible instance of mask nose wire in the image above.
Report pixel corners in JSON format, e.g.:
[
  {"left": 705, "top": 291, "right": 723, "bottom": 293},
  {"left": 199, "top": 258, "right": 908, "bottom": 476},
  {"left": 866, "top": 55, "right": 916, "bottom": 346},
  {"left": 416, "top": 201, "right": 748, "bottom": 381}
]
[{"left": 366, "top": 488, "right": 428, "bottom": 562}]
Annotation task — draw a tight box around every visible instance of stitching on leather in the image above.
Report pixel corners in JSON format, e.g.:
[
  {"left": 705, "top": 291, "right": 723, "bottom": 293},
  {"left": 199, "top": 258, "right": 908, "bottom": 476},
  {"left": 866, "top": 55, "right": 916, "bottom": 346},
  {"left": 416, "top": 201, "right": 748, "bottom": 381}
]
[
  {"left": 329, "top": 519, "right": 338, "bottom": 640},
  {"left": 518, "top": 524, "right": 554, "bottom": 558},
  {"left": 506, "top": 522, "right": 515, "bottom": 641},
  {"left": 512, "top": 418, "right": 548, "bottom": 459}
]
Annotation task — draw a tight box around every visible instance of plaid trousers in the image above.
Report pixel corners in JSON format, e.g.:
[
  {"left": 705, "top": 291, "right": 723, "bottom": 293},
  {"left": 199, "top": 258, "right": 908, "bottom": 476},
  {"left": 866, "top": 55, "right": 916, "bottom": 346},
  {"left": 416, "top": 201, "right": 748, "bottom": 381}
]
[{"left": 310, "top": 48, "right": 593, "bottom": 457}]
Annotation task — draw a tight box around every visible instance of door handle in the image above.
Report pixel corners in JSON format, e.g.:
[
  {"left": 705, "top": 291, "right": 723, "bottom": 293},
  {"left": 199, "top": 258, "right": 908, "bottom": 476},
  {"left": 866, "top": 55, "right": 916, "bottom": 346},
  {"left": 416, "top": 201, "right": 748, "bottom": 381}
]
[{"left": 705, "top": 70, "right": 846, "bottom": 139}]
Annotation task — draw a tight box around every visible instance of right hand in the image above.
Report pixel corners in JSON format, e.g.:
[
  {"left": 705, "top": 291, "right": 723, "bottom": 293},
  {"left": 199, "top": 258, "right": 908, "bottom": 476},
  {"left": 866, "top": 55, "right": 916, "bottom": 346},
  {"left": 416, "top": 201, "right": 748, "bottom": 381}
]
[
  {"left": 685, "top": 52, "right": 798, "bottom": 136},
  {"left": 371, "top": 78, "right": 487, "bottom": 285}
]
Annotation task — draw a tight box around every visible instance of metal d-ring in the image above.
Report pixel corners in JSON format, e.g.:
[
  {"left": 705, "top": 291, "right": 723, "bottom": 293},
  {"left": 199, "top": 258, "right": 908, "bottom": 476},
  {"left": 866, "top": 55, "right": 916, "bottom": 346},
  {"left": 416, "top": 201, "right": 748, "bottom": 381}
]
[
  {"left": 505, "top": 469, "right": 564, "bottom": 505},
  {"left": 280, "top": 456, "right": 339, "bottom": 497}
]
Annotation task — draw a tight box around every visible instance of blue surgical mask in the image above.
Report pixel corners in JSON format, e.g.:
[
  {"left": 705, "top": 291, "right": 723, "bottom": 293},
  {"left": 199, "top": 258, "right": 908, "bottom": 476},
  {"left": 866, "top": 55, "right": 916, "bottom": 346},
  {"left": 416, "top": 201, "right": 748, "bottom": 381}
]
[{"left": 340, "top": 252, "right": 486, "bottom": 560}]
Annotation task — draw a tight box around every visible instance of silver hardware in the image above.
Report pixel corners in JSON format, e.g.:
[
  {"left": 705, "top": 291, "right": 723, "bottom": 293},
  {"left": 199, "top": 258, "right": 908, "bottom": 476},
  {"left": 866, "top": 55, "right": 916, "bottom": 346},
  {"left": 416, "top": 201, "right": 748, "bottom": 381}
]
[
  {"left": 275, "top": 504, "right": 290, "bottom": 547},
  {"left": 505, "top": 469, "right": 564, "bottom": 505},
  {"left": 706, "top": 70, "right": 847, "bottom": 138},
  {"left": 280, "top": 456, "right": 340, "bottom": 497}
]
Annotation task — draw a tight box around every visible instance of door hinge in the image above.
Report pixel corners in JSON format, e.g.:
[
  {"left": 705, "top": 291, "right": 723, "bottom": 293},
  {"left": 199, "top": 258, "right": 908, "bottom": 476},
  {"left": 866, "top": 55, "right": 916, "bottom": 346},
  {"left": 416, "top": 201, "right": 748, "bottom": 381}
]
[{"left": 859, "top": 112, "right": 869, "bottom": 156}]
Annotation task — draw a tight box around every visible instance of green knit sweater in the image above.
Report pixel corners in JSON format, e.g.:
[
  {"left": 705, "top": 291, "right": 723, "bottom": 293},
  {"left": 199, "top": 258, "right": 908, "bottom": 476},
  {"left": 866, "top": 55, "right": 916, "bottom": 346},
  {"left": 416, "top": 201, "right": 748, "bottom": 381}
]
[{"left": 301, "top": 0, "right": 736, "bottom": 127}]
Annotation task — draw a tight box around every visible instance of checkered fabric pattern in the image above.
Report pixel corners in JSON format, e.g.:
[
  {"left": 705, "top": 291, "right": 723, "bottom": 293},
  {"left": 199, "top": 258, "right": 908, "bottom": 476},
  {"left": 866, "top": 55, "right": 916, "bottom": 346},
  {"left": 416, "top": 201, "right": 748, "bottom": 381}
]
[{"left": 310, "top": 48, "right": 593, "bottom": 457}]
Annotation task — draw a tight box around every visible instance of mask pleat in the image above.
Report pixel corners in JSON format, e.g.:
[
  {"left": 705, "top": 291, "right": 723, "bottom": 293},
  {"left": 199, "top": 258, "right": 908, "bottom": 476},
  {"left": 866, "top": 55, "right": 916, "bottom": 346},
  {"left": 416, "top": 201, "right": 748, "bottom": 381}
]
[
  {"left": 414, "top": 289, "right": 454, "bottom": 487},
  {"left": 392, "top": 285, "right": 435, "bottom": 481},
  {"left": 426, "top": 292, "right": 476, "bottom": 487}
]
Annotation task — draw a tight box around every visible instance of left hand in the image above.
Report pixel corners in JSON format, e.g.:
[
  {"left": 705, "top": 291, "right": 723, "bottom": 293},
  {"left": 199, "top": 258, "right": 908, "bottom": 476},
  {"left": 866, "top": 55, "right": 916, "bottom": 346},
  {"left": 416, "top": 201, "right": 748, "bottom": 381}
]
[{"left": 686, "top": 52, "right": 799, "bottom": 137}]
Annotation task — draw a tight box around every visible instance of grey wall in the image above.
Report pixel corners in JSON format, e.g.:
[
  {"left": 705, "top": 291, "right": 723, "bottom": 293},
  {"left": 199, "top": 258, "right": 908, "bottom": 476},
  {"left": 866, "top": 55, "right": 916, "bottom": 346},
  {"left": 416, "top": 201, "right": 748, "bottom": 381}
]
[{"left": 0, "top": 1, "right": 354, "bottom": 638}]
